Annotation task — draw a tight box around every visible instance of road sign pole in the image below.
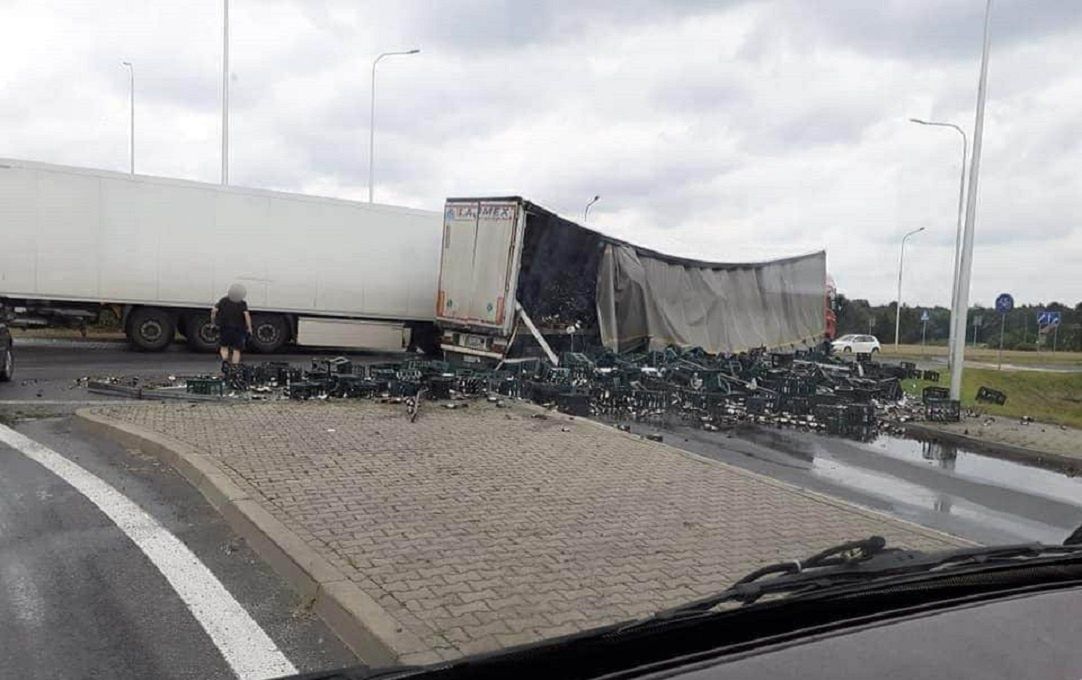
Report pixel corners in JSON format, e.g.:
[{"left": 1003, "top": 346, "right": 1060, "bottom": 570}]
[
  {"left": 993, "top": 293, "right": 1013, "bottom": 370},
  {"left": 922, "top": 319, "right": 927, "bottom": 351},
  {"left": 997, "top": 314, "right": 1005, "bottom": 370},
  {"left": 1053, "top": 324, "right": 1058, "bottom": 353}
]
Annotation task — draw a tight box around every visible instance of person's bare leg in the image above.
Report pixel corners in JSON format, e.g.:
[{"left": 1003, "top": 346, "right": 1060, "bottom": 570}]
[
  {"left": 219, "top": 346, "right": 229, "bottom": 362},
  {"left": 230, "top": 348, "right": 242, "bottom": 365}
]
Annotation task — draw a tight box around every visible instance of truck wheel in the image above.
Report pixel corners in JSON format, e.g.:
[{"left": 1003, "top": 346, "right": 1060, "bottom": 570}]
[
  {"left": 185, "top": 313, "right": 219, "bottom": 352},
  {"left": 0, "top": 346, "right": 13, "bottom": 382},
  {"left": 249, "top": 314, "right": 288, "bottom": 353},
  {"left": 128, "top": 307, "right": 176, "bottom": 351}
]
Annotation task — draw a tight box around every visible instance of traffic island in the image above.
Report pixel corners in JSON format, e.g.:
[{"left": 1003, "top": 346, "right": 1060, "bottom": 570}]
[{"left": 77, "top": 401, "right": 969, "bottom": 665}]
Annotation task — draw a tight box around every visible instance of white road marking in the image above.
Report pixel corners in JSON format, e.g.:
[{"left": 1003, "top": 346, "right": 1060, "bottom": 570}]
[{"left": 0, "top": 424, "right": 297, "bottom": 680}]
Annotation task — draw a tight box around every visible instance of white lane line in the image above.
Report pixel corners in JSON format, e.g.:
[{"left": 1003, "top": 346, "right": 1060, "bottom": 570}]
[{"left": 0, "top": 424, "right": 297, "bottom": 680}]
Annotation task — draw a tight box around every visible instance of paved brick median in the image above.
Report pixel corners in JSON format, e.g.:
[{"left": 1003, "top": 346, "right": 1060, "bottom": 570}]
[{"left": 95, "top": 401, "right": 964, "bottom": 662}]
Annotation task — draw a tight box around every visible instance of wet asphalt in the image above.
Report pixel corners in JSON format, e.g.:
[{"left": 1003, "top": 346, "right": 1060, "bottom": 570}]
[
  {"left": 0, "top": 339, "right": 393, "bottom": 680},
  {"left": 621, "top": 421, "right": 1082, "bottom": 547},
  {"left": 2, "top": 338, "right": 1081, "bottom": 679}
]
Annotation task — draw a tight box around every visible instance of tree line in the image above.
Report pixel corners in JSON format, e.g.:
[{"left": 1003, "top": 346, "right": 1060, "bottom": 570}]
[{"left": 834, "top": 296, "right": 1082, "bottom": 351}]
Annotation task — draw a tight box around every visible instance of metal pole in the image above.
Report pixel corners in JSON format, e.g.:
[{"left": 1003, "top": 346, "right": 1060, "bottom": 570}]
[
  {"left": 584, "top": 195, "right": 600, "bottom": 220},
  {"left": 369, "top": 49, "right": 420, "bottom": 203},
  {"left": 997, "top": 313, "right": 1005, "bottom": 370},
  {"left": 909, "top": 119, "right": 967, "bottom": 369},
  {"left": 122, "top": 61, "right": 134, "bottom": 174},
  {"left": 221, "top": 0, "right": 229, "bottom": 185},
  {"left": 949, "top": 0, "right": 993, "bottom": 401},
  {"left": 922, "top": 318, "right": 928, "bottom": 353},
  {"left": 895, "top": 227, "right": 925, "bottom": 347},
  {"left": 1053, "top": 324, "right": 1058, "bottom": 353},
  {"left": 368, "top": 57, "right": 378, "bottom": 203}
]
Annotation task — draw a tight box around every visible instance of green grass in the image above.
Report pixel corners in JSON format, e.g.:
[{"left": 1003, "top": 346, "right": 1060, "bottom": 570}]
[
  {"left": 901, "top": 368, "right": 1082, "bottom": 429},
  {"left": 881, "top": 343, "right": 1082, "bottom": 367}
]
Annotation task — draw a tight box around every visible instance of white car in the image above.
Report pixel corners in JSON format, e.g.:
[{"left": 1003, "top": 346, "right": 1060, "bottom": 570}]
[{"left": 832, "top": 334, "right": 881, "bottom": 354}]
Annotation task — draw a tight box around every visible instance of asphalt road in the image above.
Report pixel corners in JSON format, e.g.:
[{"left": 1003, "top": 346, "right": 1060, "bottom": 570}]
[
  {"left": 2, "top": 337, "right": 400, "bottom": 413},
  {"left": 622, "top": 421, "right": 1082, "bottom": 547},
  {"left": 0, "top": 339, "right": 390, "bottom": 679},
  {"left": 3, "top": 338, "right": 1082, "bottom": 678}
]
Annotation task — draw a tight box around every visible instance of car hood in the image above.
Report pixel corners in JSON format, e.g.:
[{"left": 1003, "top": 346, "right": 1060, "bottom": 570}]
[{"left": 652, "top": 585, "right": 1082, "bottom": 680}]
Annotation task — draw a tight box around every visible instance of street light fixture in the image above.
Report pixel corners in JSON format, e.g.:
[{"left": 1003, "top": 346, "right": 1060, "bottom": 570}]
[
  {"left": 910, "top": 117, "right": 967, "bottom": 367},
  {"left": 121, "top": 61, "right": 134, "bottom": 174},
  {"left": 369, "top": 48, "right": 420, "bottom": 203},
  {"left": 895, "top": 227, "right": 926, "bottom": 347},
  {"left": 584, "top": 195, "right": 600, "bottom": 220}
]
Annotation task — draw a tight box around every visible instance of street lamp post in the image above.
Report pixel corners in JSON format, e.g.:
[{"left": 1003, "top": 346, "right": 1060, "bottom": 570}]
[
  {"left": 949, "top": 0, "right": 994, "bottom": 400},
  {"left": 369, "top": 49, "right": 420, "bottom": 203},
  {"left": 909, "top": 118, "right": 967, "bottom": 366},
  {"left": 222, "top": 0, "right": 229, "bottom": 185},
  {"left": 895, "top": 227, "right": 926, "bottom": 347},
  {"left": 584, "top": 195, "right": 600, "bottom": 220},
  {"left": 121, "top": 61, "right": 134, "bottom": 174}
]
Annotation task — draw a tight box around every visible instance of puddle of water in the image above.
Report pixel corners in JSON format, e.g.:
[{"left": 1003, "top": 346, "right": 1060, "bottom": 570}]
[
  {"left": 863, "top": 434, "right": 1082, "bottom": 509},
  {"left": 813, "top": 457, "right": 1069, "bottom": 544}
]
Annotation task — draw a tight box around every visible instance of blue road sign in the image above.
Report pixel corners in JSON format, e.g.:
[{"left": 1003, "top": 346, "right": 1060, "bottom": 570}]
[
  {"left": 920, "top": 310, "right": 929, "bottom": 322},
  {"left": 1037, "top": 310, "right": 1062, "bottom": 328},
  {"left": 995, "top": 293, "right": 1014, "bottom": 314}
]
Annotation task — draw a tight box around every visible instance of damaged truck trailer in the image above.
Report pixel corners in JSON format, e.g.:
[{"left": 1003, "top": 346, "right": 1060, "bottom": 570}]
[
  {"left": 0, "top": 158, "right": 442, "bottom": 352},
  {"left": 436, "top": 197, "right": 827, "bottom": 364}
]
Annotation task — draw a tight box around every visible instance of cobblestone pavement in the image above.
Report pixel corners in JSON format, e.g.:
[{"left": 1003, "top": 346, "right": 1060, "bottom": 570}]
[{"left": 95, "top": 401, "right": 966, "bottom": 662}]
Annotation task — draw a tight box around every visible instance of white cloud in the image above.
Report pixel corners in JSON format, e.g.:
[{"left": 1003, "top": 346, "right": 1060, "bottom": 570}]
[{"left": 1, "top": 0, "right": 1079, "bottom": 306}]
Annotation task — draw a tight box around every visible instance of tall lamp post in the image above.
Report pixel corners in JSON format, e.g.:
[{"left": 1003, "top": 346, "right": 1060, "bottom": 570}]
[
  {"left": 584, "top": 195, "right": 600, "bottom": 220},
  {"left": 909, "top": 118, "right": 967, "bottom": 366},
  {"left": 121, "top": 61, "right": 134, "bottom": 174},
  {"left": 895, "top": 227, "right": 926, "bottom": 347},
  {"left": 949, "top": 0, "right": 994, "bottom": 400},
  {"left": 369, "top": 49, "right": 420, "bottom": 203},
  {"left": 222, "top": 0, "right": 229, "bottom": 185}
]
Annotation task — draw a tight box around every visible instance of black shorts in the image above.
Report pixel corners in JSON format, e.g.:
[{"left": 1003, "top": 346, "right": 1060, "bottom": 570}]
[{"left": 219, "top": 326, "right": 247, "bottom": 350}]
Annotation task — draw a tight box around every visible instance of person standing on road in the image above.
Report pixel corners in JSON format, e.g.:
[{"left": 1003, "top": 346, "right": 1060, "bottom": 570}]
[{"left": 210, "top": 283, "right": 252, "bottom": 369}]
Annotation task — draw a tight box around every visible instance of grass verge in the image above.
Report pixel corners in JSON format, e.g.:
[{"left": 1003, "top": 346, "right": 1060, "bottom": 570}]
[
  {"left": 880, "top": 343, "right": 1082, "bottom": 367},
  {"left": 901, "top": 368, "right": 1082, "bottom": 429}
]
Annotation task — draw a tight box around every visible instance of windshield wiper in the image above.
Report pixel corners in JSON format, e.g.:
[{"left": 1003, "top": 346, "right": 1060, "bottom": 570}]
[{"left": 625, "top": 535, "right": 1082, "bottom": 631}]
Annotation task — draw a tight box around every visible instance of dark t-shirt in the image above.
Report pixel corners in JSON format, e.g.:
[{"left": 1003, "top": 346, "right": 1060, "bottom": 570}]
[{"left": 215, "top": 297, "right": 248, "bottom": 328}]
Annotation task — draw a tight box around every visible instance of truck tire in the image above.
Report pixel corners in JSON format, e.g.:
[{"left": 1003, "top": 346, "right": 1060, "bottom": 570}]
[
  {"left": 185, "top": 312, "right": 219, "bottom": 352},
  {"left": 249, "top": 314, "right": 288, "bottom": 353},
  {"left": 127, "top": 307, "right": 176, "bottom": 351},
  {"left": 0, "top": 346, "right": 13, "bottom": 382}
]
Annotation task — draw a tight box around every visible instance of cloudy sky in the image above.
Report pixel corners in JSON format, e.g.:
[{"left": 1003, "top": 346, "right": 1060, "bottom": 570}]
[{"left": 1, "top": 0, "right": 1080, "bottom": 306}]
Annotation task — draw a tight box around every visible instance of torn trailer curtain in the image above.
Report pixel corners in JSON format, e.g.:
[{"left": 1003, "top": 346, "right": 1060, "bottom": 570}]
[{"left": 595, "top": 244, "right": 827, "bottom": 355}]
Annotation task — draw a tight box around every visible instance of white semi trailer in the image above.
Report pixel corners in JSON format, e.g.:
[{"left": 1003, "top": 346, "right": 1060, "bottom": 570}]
[{"left": 0, "top": 158, "right": 442, "bottom": 353}]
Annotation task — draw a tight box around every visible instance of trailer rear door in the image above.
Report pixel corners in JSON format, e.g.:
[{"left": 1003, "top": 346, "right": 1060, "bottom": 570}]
[{"left": 436, "top": 199, "right": 524, "bottom": 333}]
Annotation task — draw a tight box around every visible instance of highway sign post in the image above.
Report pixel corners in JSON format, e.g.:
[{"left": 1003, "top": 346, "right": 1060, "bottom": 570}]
[
  {"left": 995, "top": 294, "right": 1013, "bottom": 370},
  {"left": 920, "top": 310, "right": 929, "bottom": 350},
  {"left": 1037, "top": 310, "right": 1062, "bottom": 352}
]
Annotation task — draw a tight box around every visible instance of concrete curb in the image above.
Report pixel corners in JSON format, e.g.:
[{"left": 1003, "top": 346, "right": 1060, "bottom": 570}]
[
  {"left": 74, "top": 408, "right": 430, "bottom": 666},
  {"left": 903, "top": 422, "right": 1082, "bottom": 476}
]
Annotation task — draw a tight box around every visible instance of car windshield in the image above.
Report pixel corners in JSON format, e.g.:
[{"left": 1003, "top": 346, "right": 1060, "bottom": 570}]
[{"left": 2, "top": 2, "right": 1081, "bottom": 679}]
